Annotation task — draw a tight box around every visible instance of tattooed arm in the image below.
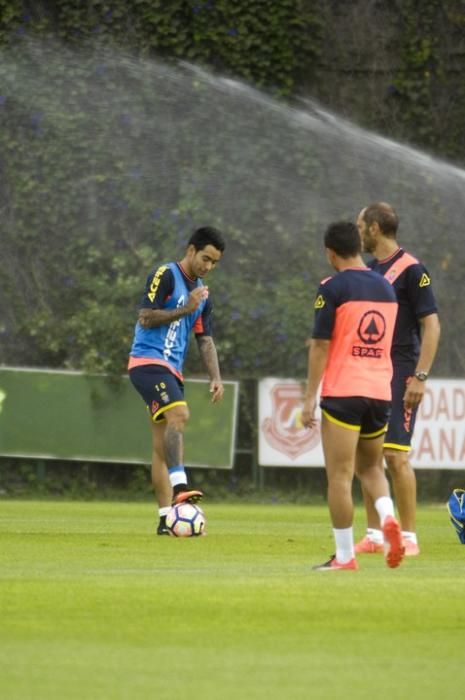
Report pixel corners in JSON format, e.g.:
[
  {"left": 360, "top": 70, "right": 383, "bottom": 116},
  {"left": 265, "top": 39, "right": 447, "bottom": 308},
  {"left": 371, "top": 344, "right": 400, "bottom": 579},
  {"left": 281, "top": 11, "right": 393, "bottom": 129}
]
[
  {"left": 139, "top": 287, "right": 206, "bottom": 328},
  {"left": 196, "top": 335, "right": 224, "bottom": 403}
]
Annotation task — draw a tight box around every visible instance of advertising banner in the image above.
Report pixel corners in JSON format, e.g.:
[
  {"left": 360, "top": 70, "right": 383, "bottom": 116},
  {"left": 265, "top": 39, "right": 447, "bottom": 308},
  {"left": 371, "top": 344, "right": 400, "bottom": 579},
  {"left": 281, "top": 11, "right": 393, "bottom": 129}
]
[
  {"left": 0, "top": 367, "right": 238, "bottom": 468},
  {"left": 259, "top": 377, "right": 465, "bottom": 469},
  {"left": 259, "top": 378, "right": 324, "bottom": 467},
  {"left": 411, "top": 378, "right": 465, "bottom": 469}
]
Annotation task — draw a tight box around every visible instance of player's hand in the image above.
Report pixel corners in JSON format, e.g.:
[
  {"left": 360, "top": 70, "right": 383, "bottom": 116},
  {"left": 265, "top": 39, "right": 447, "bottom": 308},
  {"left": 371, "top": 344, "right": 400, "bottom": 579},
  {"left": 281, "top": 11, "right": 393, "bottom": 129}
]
[
  {"left": 301, "top": 396, "right": 317, "bottom": 428},
  {"left": 403, "top": 376, "right": 426, "bottom": 409},
  {"left": 210, "top": 381, "right": 224, "bottom": 403},
  {"left": 186, "top": 286, "right": 208, "bottom": 312}
]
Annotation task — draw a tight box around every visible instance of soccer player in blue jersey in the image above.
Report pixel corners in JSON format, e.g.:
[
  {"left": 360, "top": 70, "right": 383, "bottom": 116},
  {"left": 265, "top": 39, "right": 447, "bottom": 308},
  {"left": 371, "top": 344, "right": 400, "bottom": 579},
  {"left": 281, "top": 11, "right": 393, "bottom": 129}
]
[
  {"left": 128, "top": 227, "right": 225, "bottom": 534},
  {"left": 355, "top": 202, "right": 441, "bottom": 555}
]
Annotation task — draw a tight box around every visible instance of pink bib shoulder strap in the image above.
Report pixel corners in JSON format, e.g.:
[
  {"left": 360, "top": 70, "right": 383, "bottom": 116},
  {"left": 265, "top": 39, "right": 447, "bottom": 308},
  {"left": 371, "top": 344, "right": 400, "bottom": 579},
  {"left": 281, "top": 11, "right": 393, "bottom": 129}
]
[{"left": 383, "top": 252, "right": 418, "bottom": 285}]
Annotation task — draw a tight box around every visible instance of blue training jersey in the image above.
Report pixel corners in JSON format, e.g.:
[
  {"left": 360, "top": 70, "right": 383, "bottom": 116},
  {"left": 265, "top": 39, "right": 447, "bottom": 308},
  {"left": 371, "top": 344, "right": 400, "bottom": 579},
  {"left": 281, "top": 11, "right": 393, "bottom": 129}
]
[{"left": 129, "top": 262, "right": 208, "bottom": 379}]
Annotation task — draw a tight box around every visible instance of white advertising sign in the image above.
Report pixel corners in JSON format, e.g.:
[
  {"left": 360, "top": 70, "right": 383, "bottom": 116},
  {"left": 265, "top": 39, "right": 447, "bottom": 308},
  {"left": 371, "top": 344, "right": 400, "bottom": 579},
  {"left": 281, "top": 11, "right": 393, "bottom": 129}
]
[
  {"left": 259, "top": 378, "right": 324, "bottom": 467},
  {"left": 259, "top": 377, "right": 465, "bottom": 470},
  {"left": 411, "top": 379, "right": 465, "bottom": 469}
]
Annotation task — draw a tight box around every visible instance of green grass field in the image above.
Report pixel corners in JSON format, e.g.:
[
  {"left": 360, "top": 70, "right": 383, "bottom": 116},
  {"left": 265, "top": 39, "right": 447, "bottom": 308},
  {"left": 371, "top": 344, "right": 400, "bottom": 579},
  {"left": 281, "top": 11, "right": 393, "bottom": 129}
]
[{"left": 1, "top": 500, "right": 464, "bottom": 699}]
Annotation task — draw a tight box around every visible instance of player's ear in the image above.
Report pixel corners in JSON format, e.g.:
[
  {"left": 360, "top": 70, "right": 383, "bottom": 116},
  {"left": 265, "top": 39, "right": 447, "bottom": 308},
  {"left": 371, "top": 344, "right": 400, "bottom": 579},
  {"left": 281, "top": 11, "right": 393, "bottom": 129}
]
[{"left": 325, "top": 248, "right": 336, "bottom": 268}]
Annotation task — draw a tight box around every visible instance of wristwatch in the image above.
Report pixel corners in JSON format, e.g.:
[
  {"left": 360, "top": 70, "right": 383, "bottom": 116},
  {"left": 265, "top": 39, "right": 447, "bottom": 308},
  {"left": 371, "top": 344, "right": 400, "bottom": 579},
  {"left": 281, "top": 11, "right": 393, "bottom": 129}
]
[{"left": 414, "top": 371, "right": 429, "bottom": 382}]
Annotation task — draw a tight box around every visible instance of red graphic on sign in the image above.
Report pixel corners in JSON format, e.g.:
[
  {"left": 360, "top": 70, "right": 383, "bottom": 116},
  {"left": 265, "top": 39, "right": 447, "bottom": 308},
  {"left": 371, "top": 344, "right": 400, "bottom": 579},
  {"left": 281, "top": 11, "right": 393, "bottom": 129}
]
[{"left": 262, "top": 383, "right": 320, "bottom": 460}]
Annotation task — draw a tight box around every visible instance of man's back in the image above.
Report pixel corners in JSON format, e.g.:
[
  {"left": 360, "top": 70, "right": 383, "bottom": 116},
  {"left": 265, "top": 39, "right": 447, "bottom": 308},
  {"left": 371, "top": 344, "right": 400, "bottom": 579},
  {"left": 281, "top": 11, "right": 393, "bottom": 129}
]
[{"left": 312, "top": 268, "right": 398, "bottom": 399}]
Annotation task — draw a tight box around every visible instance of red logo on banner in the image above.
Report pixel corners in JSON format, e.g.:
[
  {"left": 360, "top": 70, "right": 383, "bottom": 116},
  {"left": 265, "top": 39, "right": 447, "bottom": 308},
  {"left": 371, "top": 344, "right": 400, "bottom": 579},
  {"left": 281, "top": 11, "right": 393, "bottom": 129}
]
[{"left": 262, "top": 383, "right": 320, "bottom": 460}]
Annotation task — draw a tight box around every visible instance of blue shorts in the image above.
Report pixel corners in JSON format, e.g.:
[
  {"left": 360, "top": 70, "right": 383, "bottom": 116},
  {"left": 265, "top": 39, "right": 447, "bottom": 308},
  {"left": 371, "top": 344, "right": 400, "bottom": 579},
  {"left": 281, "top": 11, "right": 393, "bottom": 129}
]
[
  {"left": 384, "top": 366, "right": 419, "bottom": 451},
  {"left": 129, "top": 365, "right": 186, "bottom": 422},
  {"left": 320, "top": 396, "right": 391, "bottom": 438}
]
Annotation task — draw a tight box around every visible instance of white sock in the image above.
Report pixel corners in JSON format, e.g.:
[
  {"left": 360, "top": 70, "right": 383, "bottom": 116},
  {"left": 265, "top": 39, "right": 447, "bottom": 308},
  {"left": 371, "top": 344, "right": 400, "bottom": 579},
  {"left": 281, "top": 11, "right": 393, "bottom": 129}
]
[
  {"left": 333, "top": 527, "right": 355, "bottom": 564},
  {"left": 168, "top": 466, "right": 187, "bottom": 488},
  {"left": 366, "top": 528, "right": 383, "bottom": 544},
  {"left": 374, "top": 496, "right": 395, "bottom": 526},
  {"left": 159, "top": 507, "right": 171, "bottom": 517},
  {"left": 402, "top": 531, "right": 418, "bottom": 544}
]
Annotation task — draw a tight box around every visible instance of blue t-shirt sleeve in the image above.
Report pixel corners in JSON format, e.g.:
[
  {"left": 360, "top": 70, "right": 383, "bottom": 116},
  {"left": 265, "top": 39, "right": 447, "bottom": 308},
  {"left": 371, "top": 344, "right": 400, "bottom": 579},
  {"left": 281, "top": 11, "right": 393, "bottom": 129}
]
[
  {"left": 312, "top": 281, "right": 337, "bottom": 340},
  {"left": 195, "top": 297, "right": 213, "bottom": 336},
  {"left": 405, "top": 263, "right": 438, "bottom": 318},
  {"left": 140, "top": 266, "right": 174, "bottom": 309}
]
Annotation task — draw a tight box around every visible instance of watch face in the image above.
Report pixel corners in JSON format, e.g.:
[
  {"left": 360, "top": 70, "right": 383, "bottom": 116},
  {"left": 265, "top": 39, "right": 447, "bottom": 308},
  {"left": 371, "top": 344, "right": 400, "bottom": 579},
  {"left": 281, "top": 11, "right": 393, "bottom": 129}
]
[{"left": 415, "top": 372, "right": 428, "bottom": 381}]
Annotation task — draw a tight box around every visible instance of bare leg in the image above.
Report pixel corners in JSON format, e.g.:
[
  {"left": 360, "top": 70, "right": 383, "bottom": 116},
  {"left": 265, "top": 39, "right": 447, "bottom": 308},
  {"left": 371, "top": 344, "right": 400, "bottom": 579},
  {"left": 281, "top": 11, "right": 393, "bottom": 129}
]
[
  {"left": 150, "top": 418, "right": 172, "bottom": 508},
  {"left": 161, "top": 404, "right": 204, "bottom": 505},
  {"left": 385, "top": 449, "right": 416, "bottom": 532},
  {"left": 356, "top": 436, "right": 391, "bottom": 504},
  {"left": 163, "top": 404, "right": 189, "bottom": 466},
  {"left": 359, "top": 484, "right": 382, "bottom": 528},
  {"left": 356, "top": 436, "right": 404, "bottom": 567},
  {"left": 356, "top": 446, "right": 384, "bottom": 530},
  {"left": 317, "top": 415, "right": 399, "bottom": 570},
  {"left": 357, "top": 448, "right": 416, "bottom": 532},
  {"left": 321, "top": 417, "right": 359, "bottom": 528}
]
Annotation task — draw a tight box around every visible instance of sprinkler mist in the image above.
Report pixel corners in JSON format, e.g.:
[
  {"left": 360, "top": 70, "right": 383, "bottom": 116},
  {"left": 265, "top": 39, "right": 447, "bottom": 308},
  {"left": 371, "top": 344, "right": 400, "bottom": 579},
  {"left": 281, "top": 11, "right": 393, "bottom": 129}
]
[{"left": 0, "top": 39, "right": 463, "bottom": 372}]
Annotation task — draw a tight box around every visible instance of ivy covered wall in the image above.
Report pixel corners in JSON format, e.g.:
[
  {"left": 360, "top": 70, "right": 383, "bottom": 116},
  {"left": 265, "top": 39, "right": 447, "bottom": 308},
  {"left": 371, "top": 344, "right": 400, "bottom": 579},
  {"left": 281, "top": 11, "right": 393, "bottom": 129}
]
[
  {"left": 312, "top": 0, "right": 465, "bottom": 160},
  {"left": 3, "top": 1, "right": 465, "bottom": 157}
]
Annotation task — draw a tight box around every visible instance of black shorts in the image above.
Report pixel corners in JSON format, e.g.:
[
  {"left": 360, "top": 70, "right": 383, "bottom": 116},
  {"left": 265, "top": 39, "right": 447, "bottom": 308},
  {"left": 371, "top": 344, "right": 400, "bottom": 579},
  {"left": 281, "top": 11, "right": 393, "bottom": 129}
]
[
  {"left": 384, "top": 366, "right": 419, "bottom": 451},
  {"left": 129, "top": 365, "right": 186, "bottom": 422},
  {"left": 320, "top": 396, "right": 391, "bottom": 438}
]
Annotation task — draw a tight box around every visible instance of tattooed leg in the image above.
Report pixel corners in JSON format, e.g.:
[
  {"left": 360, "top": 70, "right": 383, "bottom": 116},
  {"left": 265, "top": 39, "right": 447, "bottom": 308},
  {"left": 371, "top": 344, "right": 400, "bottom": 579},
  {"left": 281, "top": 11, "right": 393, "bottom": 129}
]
[{"left": 165, "top": 423, "right": 184, "bottom": 468}]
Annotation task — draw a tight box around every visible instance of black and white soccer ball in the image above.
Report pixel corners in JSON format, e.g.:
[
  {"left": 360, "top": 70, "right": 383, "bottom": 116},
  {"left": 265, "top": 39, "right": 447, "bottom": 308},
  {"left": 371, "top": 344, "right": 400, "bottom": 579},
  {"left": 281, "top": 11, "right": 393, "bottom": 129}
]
[{"left": 165, "top": 503, "right": 206, "bottom": 537}]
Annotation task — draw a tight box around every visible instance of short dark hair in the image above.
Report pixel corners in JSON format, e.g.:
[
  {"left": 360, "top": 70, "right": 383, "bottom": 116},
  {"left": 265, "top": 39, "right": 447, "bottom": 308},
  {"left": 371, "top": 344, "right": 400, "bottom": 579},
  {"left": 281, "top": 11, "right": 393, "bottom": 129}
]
[
  {"left": 188, "top": 226, "right": 225, "bottom": 253},
  {"left": 324, "top": 221, "right": 361, "bottom": 258},
  {"left": 363, "top": 202, "right": 398, "bottom": 237}
]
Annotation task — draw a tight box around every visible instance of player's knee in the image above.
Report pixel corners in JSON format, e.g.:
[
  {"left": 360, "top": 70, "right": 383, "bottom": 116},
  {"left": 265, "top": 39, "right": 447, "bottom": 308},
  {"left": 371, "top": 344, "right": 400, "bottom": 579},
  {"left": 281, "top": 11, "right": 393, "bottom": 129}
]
[
  {"left": 164, "top": 405, "right": 189, "bottom": 431},
  {"left": 385, "top": 451, "right": 410, "bottom": 476}
]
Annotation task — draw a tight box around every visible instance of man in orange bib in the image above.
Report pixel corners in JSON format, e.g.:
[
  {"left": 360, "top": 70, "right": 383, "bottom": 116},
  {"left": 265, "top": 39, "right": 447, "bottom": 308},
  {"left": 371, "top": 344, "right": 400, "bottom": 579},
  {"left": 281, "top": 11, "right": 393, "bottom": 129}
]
[{"left": 302, "top": 221, "right": 403, "bottom": 571}]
